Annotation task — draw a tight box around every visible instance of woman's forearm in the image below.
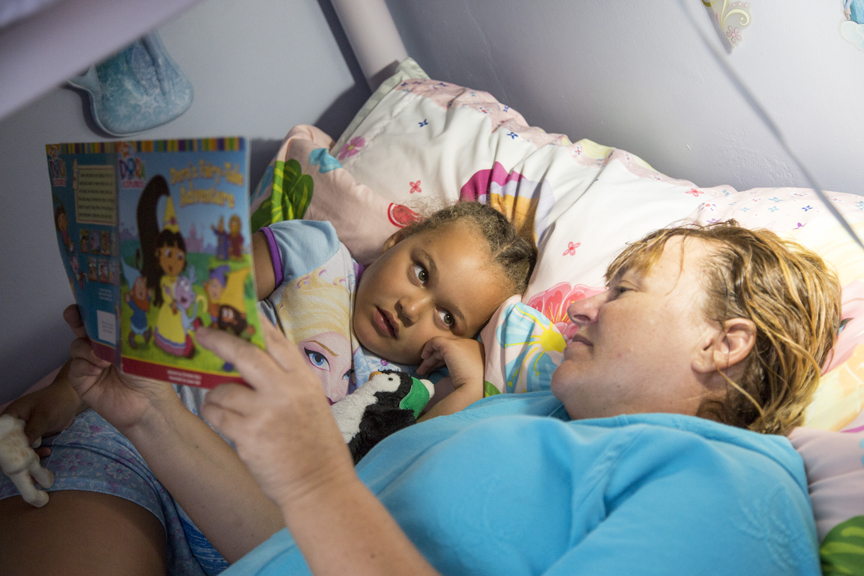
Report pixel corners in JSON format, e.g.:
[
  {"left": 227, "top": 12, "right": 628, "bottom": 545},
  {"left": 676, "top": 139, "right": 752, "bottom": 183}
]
[
  {"left": 122, "top": 393, "right": 284, "bottom": 562},
  {"left": 279, "top": 473, "right": 440, "bottom": 576}
]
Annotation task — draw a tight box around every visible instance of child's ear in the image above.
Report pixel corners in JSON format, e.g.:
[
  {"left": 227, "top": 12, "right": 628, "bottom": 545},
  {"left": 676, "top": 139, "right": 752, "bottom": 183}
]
[{"left": 382, "top": 229, "right": 410, "bottom": 253}]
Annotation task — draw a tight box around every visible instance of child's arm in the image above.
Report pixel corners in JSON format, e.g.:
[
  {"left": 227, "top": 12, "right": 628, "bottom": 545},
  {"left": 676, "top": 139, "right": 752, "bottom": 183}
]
[
  {"left": 252, "top": 230, "right": 276, "bottom": 300},
  {"left": 416, "top": 337, "right": 485, "bottom": 421},
  {"left": 1, "top": 359, "right": 88, "bottom": 447}
]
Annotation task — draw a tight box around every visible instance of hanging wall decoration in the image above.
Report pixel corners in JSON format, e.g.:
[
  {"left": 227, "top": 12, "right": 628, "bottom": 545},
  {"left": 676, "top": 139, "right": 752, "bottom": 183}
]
[
  {"left": 68, "top": 32, "right": 193, "bottom": 136},
  {"left": 702, "top": 0, "right": 752, "bottom": 48},
  {"left": 841, "top": 0, "right": 864, "bottom": 51}
]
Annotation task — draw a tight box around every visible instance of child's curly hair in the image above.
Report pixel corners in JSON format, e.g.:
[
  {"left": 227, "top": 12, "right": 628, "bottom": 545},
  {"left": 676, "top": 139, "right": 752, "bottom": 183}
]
[
  {"left": 605, "top": 220, "right": 842, "bottom": 436},
  {"left": 401, "top": 201, "right": 537, "bottom": 296}
]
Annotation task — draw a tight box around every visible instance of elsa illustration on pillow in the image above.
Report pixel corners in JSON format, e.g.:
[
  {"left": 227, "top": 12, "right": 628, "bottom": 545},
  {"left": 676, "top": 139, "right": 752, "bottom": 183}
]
[{"left": 277, "top": 271, "right": 354, "bottom": 404}]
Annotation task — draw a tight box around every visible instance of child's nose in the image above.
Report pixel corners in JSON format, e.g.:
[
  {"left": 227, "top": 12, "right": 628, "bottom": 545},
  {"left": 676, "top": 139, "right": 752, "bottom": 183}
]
[
  {"left": 398, "top": 294, "right": 433, "bottom": 324},
  {"left": 566, "top": 291, "right": 608, "bottom": 327}
]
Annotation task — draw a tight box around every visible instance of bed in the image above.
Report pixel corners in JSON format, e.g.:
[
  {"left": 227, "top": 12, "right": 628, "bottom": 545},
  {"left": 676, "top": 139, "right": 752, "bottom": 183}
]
[
  {"left": 243, "top": 57, "right": 864, "bottom": 574},
  {"left": 2, "top": 2, "right": 863, "bottom": 572}
]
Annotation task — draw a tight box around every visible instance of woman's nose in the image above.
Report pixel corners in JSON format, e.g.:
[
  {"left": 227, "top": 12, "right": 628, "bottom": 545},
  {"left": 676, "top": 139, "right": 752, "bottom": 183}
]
[{"left": 567, "top": 291, "right": 607, "bottom": 326}]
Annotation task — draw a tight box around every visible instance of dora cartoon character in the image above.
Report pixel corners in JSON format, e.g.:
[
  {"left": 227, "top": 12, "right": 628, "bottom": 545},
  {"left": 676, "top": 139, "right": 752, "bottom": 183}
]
[
  {"left": 228, "top": 214, "right": 244, "bottom": 261},
  {"left": 137, "top": 175, "right": 195, "bottom": 358},
  {"left": 277, "top": 271, "right": 354, "bottom": 404}
]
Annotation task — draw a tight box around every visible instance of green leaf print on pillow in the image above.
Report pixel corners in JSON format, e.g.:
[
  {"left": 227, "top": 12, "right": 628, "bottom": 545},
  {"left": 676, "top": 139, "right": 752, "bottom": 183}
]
[
  {"left": 821, "top": 515, "right": 864, "bottom": 575},
  {"left": 250, "top": 159, "right": 313, "bottom": 232}
]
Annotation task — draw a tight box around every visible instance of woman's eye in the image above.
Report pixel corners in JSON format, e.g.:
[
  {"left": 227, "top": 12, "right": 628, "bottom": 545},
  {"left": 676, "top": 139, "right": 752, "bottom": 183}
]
[
  {"left": 437, "top": 309, "right": 454, "bottom": 328},
  {"left": 304, "top": 348, "right": 331, "bottom": 370},
  {"left": 413, "top": 264, "right": 428, "bottom": 284}
]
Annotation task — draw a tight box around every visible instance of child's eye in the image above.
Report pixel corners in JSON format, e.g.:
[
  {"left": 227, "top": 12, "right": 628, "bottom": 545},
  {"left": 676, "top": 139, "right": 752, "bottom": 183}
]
[
  {"left": 413, "top": 263, "right": 428, "bottom": 284},
  {"left": 165, "top": 248, "right": 172, "bottom": 258},
  {"left": 304, "top": 348, "right": 331, "bottom": 371},
  {"left": 437, "top": 308, "right": 454, "bottom": 328}
]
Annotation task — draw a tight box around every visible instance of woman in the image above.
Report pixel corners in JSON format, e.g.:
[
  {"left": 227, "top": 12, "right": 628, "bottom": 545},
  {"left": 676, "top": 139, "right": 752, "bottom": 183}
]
[{"left": 2, "top": 221, "right": 841, "bottom": 575}]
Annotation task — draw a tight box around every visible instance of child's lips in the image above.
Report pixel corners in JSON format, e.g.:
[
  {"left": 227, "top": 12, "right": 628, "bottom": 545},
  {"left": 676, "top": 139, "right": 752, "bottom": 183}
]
[{"left": 374, "top": 307, "right": 398, "bottom": 338}]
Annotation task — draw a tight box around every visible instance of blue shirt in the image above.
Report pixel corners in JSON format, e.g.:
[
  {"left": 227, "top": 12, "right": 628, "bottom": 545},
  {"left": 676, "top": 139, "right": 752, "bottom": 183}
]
[{"left": 223, "top": 391, "right": 820, "bottom": 575}]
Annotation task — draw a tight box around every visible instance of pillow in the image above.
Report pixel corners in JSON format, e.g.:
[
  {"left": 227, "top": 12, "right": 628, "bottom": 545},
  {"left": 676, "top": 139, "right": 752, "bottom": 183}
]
[
  {"left": 326, "top": 65, "right": 864, "bottom": 433},
  {"left": 789, "top": 427, "right": 864, "bottom": 575},
  {"left": 290, "top": 63, "right": 864, "bottom": 564}
]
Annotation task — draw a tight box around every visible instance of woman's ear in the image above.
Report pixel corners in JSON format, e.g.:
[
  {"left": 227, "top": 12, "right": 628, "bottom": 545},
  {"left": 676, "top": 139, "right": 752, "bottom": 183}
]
[
  {"left": 382, "top": 228, "right": 410, "bottom": 253},
  {"left": 693, "top": 318, "right": 756, "bottom": 374}
]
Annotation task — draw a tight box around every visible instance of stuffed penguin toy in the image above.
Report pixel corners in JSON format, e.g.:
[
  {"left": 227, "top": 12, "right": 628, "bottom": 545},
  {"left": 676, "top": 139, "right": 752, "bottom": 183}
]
[{"left": 331, "top": 370, "right": 434, "bottom": 464}]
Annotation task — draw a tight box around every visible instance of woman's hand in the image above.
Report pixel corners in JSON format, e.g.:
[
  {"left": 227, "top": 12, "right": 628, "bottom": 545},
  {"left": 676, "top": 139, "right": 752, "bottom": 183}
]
[
  {"left": 199, "top": 321, "right": 441, "bottom": 576},
  {"left": 417, "top": 337, "right": 485, "bottom": 389},
  {"left": 63, "top": 305, "right": 175, "bottom": 434},
  {"left": 198, "top": 320, "right": 355, "bottom": 509}
]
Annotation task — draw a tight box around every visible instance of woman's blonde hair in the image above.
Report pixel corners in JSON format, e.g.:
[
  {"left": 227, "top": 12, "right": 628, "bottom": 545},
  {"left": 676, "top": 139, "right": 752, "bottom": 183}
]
[{"left": 605, "top": 220, "right": 842, "bottom": 436}]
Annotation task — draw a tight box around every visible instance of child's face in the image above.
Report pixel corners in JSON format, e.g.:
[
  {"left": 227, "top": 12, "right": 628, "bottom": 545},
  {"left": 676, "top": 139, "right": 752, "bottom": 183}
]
[
  {"left": 158, "top": 244, "right": 186, "bottom": 277},
  {"left": 230, "top": 216, "right": 241, "bottom": 235},
  {"left": 353, "top": 222, "right": 510, "bottom": 365}
]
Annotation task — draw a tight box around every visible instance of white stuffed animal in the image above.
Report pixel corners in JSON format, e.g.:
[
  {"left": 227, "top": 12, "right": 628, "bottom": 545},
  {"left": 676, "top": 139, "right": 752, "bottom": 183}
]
[{"left": 0, "top": 414, "right": 54, "bottom": 507}]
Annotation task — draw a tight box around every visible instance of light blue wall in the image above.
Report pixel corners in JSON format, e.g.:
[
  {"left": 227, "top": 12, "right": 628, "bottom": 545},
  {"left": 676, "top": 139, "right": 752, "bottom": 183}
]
[
  {"left": 0, "top": 0, "right": 369, "bottom": 402},
  {"left": 386, "top": 0, "right": 864, "bottom": 196}
]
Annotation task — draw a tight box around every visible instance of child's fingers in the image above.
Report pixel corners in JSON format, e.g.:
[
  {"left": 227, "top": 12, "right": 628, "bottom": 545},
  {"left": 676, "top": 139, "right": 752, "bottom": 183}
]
[{"left": 417, "top": 352, "right": 445, "bottom": 375}]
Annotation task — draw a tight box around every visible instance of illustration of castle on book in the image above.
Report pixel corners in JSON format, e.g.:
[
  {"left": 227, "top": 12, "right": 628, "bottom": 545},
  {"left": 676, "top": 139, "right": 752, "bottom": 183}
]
[{"left": 47, "top": 138, "right": 264, "bottom": 388}]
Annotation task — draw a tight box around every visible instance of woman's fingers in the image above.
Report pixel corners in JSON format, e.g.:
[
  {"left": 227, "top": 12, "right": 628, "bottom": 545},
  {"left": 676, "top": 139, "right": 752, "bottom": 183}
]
[
  {"left": 260, "top": 319, "right": 303, "bottom": 374},
  {"left": 69, "top": 337, "right": 110, "bottom": 369},
  {"left": 63, "top": 305, "right": 89, "bottom": 339},
  {"left": 196, "top": 327, "right": 280, "bottom": 391},
  {"left": 204, "top": 383, "right": 258, "bottom": 417}
]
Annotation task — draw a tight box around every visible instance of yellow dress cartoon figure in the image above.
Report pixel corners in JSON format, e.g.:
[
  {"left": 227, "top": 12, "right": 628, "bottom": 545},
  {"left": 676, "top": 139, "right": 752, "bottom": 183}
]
[{"left": 137, "top": 175, "right": 195, "bottom": 358}]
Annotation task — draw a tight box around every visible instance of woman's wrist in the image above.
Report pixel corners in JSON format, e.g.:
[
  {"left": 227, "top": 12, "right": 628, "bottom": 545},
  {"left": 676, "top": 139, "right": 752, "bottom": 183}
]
[{"left": 117, "top": 384, "right": 184, "bottom": 440}]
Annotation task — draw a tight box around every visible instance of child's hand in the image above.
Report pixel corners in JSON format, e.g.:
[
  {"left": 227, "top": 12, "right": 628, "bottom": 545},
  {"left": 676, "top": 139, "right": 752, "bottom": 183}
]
[
  {"left": 64, "top": 305, "right": 176, "bottom": 433},
  {"left": 198, "top": 320, "right": 355, "bottom": 509},
  {"left": 1, "top": 361, "right": 85, "bottom": 452},
  {"left": 417, "top": 337, "right": 484, "bottom": 390}
]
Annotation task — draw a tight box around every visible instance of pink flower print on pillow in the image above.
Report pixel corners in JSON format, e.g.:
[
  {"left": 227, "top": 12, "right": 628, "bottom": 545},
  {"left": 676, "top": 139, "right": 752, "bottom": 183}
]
[
  {"left": 337, "top": 137, "right": 366, "bottom": 161},
  {"left": 526, "top": 282, "right": 604, "bottom": 340}
]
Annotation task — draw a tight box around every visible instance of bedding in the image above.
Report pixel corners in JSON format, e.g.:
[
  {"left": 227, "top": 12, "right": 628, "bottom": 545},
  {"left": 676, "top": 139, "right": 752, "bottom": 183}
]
[
  {"left": 248, "top": 57, "right": 864, "bottom": 574},
  {"left": 4, "top": 58, "right": 861, "bottom": 574}
]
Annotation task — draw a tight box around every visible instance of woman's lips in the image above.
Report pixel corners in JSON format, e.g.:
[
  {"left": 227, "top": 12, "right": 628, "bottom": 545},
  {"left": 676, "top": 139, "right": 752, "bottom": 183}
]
[
  {"left": 569, "top": 334, "right": 592, "bottom": 347},
  {"left": 374, "top": 307, "right": 397, "bottom": 338}
]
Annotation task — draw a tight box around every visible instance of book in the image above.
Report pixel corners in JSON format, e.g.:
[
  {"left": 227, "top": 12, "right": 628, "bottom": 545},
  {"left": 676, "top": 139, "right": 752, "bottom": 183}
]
[{"left": 46, "top": 137, "right": 264, "bottom": 388}]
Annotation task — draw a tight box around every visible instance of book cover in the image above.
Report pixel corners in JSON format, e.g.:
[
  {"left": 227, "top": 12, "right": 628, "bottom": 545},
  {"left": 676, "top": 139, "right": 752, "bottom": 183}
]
[{"left": 47, "top": 138, "right": 264, "bottom": 388}]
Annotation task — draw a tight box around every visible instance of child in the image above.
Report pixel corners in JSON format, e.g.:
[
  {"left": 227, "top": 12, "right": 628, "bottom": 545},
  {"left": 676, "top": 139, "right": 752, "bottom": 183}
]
[
  {"left": 253, "top": 201, "right": 536, "bottom": 410},
  {"left": 0, "top": 201, "right": 536, "bottom": 575}
]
